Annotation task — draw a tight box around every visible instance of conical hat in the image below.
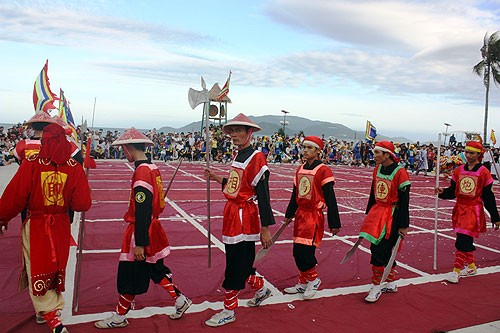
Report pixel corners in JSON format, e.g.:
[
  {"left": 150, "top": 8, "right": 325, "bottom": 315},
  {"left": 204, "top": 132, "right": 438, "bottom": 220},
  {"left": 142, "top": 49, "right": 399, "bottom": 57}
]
[
  {"left": 222, "top": 113, "right": 261, "bottom": 134},
  {"left": 111, "top": 127, "right": 154, "bottom": 146},
  {"left": 26, "top": 111, "right": 57, "bottom": 125}
]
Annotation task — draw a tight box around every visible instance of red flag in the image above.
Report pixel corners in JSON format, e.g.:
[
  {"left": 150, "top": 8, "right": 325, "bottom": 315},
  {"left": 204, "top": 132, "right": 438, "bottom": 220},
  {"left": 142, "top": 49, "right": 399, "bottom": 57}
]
[
  {"left": 217, "top": 70, "right": 231, "bottom": 102},
  {"left": 84, "top": 139, "right": 96, "bottom": 169}
]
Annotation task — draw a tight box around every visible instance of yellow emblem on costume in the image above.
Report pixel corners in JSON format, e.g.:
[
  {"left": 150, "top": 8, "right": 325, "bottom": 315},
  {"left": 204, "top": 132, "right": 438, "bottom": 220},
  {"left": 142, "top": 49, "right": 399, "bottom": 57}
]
[
  {"left": 135, "top": 191, "right": 146, "bottom": 203},
  {"left": 375, "top": 180, "right": 389, "bottom": 201},
  {"left": 459, "top": 176, "right": 476, "bottom": 194},
  {"left": 298, "top": 176, "right": 311, "bottom": 197},
  {"left": 226, "top": 170, "right": 241, "bottom": 194},
  {"left": 41, "top": 171, "right": 68, "bottom": 206}
]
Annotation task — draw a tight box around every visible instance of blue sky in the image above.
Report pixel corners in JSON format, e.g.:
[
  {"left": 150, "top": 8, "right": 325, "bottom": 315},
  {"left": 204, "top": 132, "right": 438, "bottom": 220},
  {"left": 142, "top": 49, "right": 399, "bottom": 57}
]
[{"left": 1, "top": 0, "right": 500, "bottom": 141}]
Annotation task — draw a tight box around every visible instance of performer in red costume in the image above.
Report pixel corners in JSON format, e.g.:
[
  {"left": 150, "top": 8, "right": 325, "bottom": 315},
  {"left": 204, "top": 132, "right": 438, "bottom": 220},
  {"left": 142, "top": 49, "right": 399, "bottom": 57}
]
[
  {"left": 204, "top": 113, "right": 275, "bottom": 327},
  {"left": 283, "top": 135, "right": 341, "bottom": 299},
  {"left": 359, "top": 141, "right": 410, "bottom": 303},
  {"left": 95, "top": 128, "right": 191, "bottom": 329},
  {"left": 0, "top": 123, "right": 92, "bottom": 333},
  {"left": 436, "top": 141, "right": 500, "bottom": 283},
  {"left": 14, "top": 112, "right": 82, "bottom": 165}
]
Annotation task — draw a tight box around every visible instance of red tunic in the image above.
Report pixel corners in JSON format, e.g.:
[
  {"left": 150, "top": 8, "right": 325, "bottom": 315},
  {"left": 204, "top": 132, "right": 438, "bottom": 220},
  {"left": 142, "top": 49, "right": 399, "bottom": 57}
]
[
  {"left": 14, "top": 139, "right": 41, "bottom": 161},
  {"left": 14, "top": 138, "right": 80, "bottom": 162},
  {"left": 0, "top": 156, "right": 91, "bottom": 296},
  {"left": 222, "top": 150, "right": 268, "bottom": 244},
  {"left": 293, "top": 163, "right": 335, "bottom": 247},
  {"left": 451, "top": 164, "right": 493, "bottom": 237},
  {"left": 360, "top": 165, "right": 410, "bottom": 244},
  {"left": 119, "top": 163, "right": 170, "bottom": 263}
]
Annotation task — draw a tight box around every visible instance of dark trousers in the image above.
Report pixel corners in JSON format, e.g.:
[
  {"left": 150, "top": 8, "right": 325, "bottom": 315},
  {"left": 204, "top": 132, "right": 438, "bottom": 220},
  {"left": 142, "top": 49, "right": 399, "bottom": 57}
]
[
  {"left": 293, "top": 243, "right": 317, "bottom": 272},
  {"left": 117, "top": 259, "right": 170, "bottom": 295},
  {"left": 223, "top": 241, "right": 256, "bottom": 290},
  {"left": 455, "top": 233, "right": 476, "bottom": 252},
  {"left": 370, "top": 228, "right": 399, "bottom": 267}
]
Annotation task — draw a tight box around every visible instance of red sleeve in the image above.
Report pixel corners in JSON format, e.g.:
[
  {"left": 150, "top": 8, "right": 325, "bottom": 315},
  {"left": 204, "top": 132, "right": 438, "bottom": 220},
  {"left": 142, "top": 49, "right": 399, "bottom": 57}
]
[
  {"left": 319, "top": 165, "right": 335, "bottom": 187},
  {"left": 0, "top": 161, "right": 34, "bottom": 222},
  {"left": 14, "top": 140, "right": 26, "bottom": 160},
  {"left": 69, "top": 164, "right": 92, "bottom": 212}
]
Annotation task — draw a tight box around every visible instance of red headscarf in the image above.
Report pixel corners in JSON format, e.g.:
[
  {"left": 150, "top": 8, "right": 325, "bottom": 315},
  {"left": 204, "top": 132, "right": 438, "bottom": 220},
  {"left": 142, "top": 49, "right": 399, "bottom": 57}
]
[
  {"left": 39, "top": 124, "right": 71, "bottom": 165},
  {"left": 465, "top": 141, "right": 484, "bottom": 161},
  {"left": 373, "top": 141, "right": 400, "bottom": 163}
]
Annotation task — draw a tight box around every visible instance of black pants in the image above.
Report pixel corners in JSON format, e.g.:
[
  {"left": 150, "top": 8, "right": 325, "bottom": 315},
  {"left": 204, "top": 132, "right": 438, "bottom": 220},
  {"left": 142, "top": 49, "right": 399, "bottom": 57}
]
[
  {"left": 455, "top": 233, "right": 476, "bottom": 252},
  {"left": 223, "top": 241, "right": 256, "bottom": 290},
  {"left": 117, "top": 259, "right": 171, "bottom": 295},
  {"left": 293, "top": 243, "right": 317, "bottom": 272},
  {"left": 370, "top": 228, "right": 399, "bottom": 267}
]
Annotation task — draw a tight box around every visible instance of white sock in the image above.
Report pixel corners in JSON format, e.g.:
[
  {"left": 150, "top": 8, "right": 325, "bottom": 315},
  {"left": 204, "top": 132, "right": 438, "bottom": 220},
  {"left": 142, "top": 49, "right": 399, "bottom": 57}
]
[{"left": 222, "top": 309, "right": 234, "bottom": 316}]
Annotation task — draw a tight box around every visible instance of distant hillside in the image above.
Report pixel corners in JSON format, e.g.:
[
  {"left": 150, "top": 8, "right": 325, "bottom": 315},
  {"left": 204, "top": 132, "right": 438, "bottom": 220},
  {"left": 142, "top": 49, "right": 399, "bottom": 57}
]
[
  {"left": 159, "top": 115, "right": 411, "bottom": 143},
  {"left": 2, "top": 115, "right": 411, "bottom": 143}
]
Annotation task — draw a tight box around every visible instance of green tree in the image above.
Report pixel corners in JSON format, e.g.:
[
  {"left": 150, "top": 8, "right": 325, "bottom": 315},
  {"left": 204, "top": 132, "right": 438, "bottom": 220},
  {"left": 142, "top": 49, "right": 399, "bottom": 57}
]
[{"left": 473, "top": 31, "right": 500, "bottom": 143}]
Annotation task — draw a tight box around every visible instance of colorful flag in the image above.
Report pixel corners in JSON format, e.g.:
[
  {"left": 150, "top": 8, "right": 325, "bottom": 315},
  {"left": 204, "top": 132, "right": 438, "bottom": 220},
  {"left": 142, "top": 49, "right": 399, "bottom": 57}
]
[
  {"left": 33, "top": 59, "right": 58, "bottom": 113},
  {"left": 491, "top": 129, "right": 496, "bottom": 145},
  {"left": 365, "top": 120, "right": 377, "bottom": 142},
  {"left": 217, "top": 70, "right": 231, "bottom": 102},
  {"left": 58, "top": 89, "right": 78, "bottom": 141}
]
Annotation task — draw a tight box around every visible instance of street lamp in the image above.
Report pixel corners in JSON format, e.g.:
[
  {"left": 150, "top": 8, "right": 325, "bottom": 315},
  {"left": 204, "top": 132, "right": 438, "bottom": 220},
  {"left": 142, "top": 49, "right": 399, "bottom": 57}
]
[
  {"left": 280, "top": 110, "right": 290, "bottom": 137},
  {"left": 443, "top": 123, "right": 451, "bottom": 145}
]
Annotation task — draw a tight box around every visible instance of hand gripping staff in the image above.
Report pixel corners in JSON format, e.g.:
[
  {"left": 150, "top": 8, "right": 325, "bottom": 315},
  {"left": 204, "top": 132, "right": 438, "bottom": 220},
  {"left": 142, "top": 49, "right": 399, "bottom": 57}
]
[{"left": 254, "top": 222, "right": 288, "bottom": 262}]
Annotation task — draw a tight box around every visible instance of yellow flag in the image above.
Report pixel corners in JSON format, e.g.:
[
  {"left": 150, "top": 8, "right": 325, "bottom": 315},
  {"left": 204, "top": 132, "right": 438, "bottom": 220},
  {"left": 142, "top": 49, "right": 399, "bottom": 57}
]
[{"left": 491, "top": 129, "right": 496, "bottom": 145}]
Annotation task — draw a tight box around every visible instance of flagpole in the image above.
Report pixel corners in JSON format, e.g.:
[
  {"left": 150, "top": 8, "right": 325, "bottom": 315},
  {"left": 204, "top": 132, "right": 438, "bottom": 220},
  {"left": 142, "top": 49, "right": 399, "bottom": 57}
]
[{"left": 91, "top": 97, "right": 97, "bottom": 130}]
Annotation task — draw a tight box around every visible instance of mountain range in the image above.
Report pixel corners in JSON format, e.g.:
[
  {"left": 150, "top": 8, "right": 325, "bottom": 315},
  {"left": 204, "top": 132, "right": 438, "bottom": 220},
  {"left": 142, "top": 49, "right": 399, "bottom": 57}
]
[
  {"left": 158, "top": 115, "right": 411, "bottom": 143},
  {"left": 1, "top": 115, "right": 411, "bottom": 143}
]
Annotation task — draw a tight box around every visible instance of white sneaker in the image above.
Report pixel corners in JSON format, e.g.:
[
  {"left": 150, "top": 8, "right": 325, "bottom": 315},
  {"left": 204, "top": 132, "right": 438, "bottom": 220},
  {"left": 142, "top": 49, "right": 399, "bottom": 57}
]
[
  {"left": 94, "top": 313, "right": 129, "bottom": 329},
  {"left": 365, "top": 284, "right": 382, "bottom": 303},
  {"left": 247, "top": 287, "right": 272, "bottom": 307},
  {"left": 205, "top": 309, "right": 236, "bottom": 327},
  {"left": 169, "top": 295, "right": 192, "bottom": 319},
  {"left": 460, "top": 267, "right": 477, "bottom": 277},
  {"left": 381, "top": 281, "right": 398, "bottom": 293},
  {"left": 447, "top": 271, "right": 459, "bottom": 284},
  {"left": 284, "top": 283, "right": 306, "bottom": 294},
  {"left": 303, "top": 278, "right": 321, "bottom": 300}
]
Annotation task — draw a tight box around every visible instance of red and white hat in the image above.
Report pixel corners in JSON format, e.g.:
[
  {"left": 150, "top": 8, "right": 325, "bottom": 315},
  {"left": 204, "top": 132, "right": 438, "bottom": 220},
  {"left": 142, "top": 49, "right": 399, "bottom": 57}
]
[
  {"left": 302, "top": 136, "right": 324, "bottom": 150},
  {"left": 222, "top": 113, "right": 262, "bottom": 134},
  {"left": 111, "top": 127, "right": 154, "bottom": 146},
  {"left": 373, "top": 141, "right": 400, "bottom": 162},
  {"left": 26, "top": 111, "right": 57, "bottom": 125},
  {"left": 52, "top": 115, "right": 74, "bottom": 136}
]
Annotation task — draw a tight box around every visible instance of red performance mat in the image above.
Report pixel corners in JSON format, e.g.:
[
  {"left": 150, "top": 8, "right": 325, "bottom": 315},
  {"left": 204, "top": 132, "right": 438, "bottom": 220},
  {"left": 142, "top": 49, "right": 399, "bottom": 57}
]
[{"left": 1, "top": 160, "right": 499, "bottom": 332}]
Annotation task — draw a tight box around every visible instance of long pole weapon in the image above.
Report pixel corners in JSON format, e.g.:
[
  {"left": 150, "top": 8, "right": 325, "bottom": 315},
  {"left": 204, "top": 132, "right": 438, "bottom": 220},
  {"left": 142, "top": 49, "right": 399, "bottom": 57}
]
[
  {"left": 73, "top": 97, "right": 96, "bottom": 312},
  {"left": 433, "top": 133, "right": 442, "bottom": 270},
  {"left": 204, "top": 99, "right": 212, "bottom": 268},
  {"left": 164, "top": 157, "right": 184, "bottom": 197}
]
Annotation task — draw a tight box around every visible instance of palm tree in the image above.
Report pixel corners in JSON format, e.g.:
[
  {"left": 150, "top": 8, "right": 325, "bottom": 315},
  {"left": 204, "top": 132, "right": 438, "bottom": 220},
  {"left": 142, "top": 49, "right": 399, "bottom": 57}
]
[{"left": 473, "top": 31, "right": 500, "bottom": 143}]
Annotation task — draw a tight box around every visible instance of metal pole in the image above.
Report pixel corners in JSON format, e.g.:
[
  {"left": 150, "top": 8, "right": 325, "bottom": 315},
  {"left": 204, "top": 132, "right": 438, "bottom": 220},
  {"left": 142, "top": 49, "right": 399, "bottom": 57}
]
[
  {"left": 204, "top": 101, "right": 212, "bottom": 268},
  {"left": 443, "top": 123, "right": 451, "bottom": 146},
  {"left": 433, "top": 133, "right": 442, "bottom": 270}
]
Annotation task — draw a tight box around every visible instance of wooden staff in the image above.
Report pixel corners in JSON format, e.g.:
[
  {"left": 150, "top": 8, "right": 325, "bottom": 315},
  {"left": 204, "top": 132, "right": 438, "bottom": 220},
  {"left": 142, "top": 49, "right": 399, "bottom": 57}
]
[
  {"left": 164, "top": 157, "right": 184, "bottom": 197},
  {"left": 73, "top": 99, "right": 95, "bottom": 312},
  {"left": 433, "top": 133, "right": 442, "bottom": 270}
]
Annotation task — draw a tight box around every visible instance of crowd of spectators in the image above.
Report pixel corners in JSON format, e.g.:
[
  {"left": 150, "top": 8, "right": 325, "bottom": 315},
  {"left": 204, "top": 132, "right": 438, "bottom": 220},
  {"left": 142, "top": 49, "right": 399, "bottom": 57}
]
[{"left": 1, "top": 123, "right": 499, "bottom": 177}]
